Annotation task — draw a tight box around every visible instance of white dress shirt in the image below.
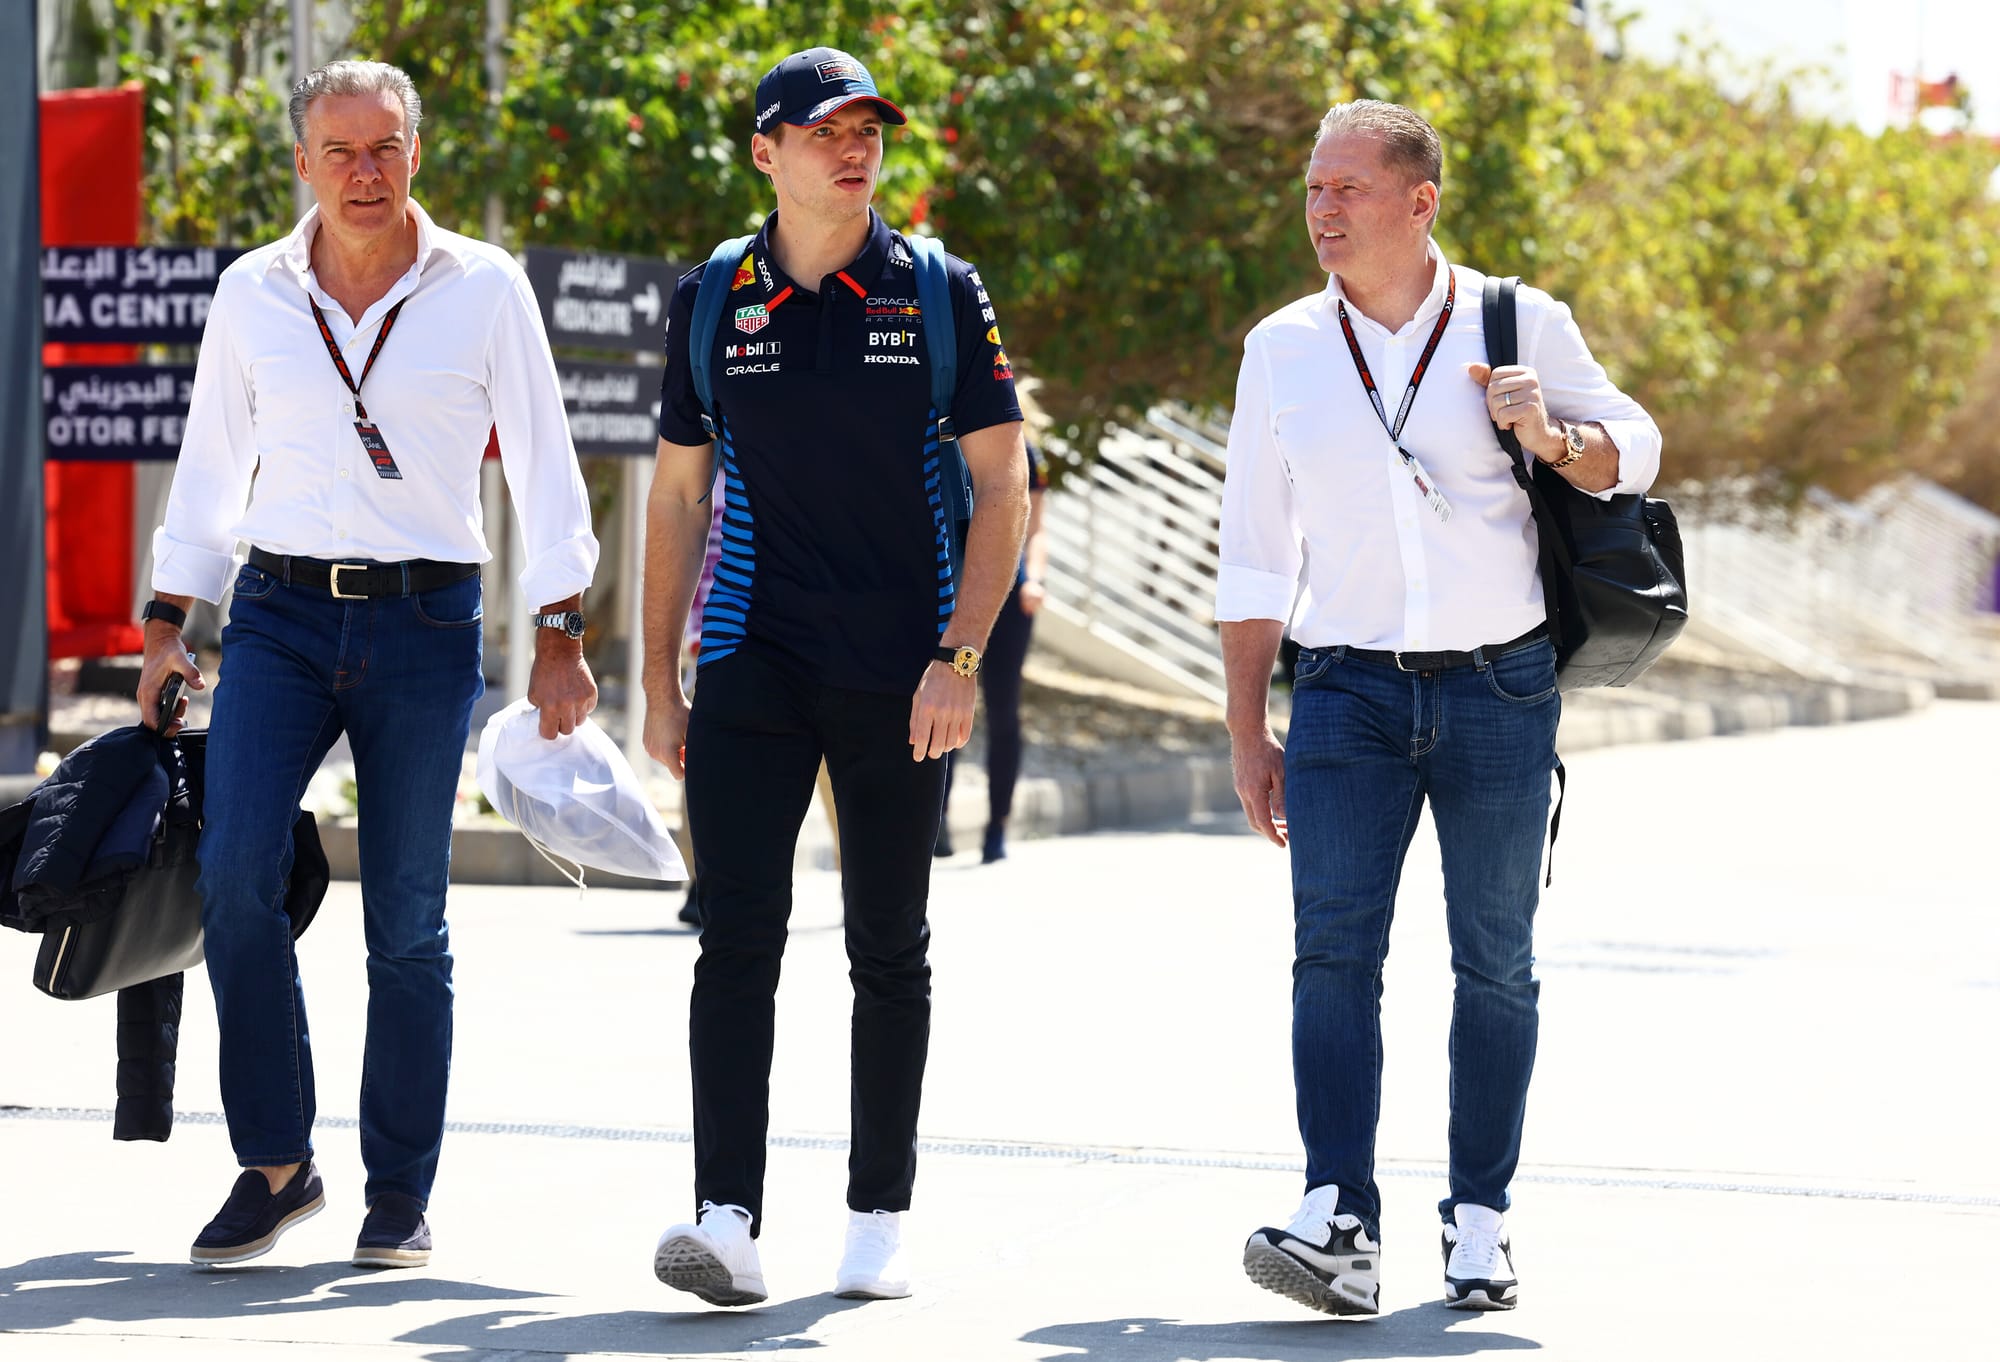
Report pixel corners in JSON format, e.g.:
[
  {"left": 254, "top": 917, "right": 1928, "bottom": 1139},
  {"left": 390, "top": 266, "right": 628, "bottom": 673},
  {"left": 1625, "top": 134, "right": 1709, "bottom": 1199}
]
[
  {"left": 153, "top": 200, "right": 598, "bottom": 607},
  {"left": 1215, "top": 245, "right": 1661, "bottom": 652}
]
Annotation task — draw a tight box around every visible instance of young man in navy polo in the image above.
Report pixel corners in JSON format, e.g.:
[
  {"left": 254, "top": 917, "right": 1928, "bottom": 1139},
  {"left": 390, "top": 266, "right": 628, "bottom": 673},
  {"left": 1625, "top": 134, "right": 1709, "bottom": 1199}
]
[{"left": 640, "top": 47, "right": 1027, "bottom": 1306}]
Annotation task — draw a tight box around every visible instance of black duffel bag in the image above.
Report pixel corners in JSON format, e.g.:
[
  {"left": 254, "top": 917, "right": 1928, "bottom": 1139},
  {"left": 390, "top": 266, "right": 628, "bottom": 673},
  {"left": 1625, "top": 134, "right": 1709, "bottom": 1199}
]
[{"left": 1483, "top": 275, "right": 1688, "bottom": 689}]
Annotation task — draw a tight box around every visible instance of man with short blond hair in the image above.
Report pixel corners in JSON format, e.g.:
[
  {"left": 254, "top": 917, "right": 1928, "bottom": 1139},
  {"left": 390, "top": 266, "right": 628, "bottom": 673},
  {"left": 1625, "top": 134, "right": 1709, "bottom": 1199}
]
[
  {"left": 1220, "top": 99, "right": 1660, "bottom": 1314},
  {"left": 141, "top": 58, "right": 598, "bottom": 1270}
]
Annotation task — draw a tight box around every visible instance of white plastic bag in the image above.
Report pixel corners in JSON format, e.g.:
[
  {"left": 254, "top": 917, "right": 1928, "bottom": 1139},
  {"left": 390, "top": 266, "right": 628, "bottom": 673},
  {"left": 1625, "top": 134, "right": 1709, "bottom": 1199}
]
[{"left": 475, "top": 698, "right": 686, "bottom": 886}]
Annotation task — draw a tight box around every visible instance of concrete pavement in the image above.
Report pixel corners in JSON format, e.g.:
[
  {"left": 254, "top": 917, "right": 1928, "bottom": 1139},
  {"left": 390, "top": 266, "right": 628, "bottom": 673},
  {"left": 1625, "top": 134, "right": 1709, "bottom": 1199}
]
[{"left": 3, "top": 702, "right": 1996, "bottom": 1360}]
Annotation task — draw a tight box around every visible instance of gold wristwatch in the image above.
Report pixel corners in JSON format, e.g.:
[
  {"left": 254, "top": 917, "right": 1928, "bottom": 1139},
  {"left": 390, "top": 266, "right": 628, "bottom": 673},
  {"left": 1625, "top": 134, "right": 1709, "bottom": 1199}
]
[
  {"left": 1548, "top": 420, "right": 1587, "bottom": 469},
  {"left": 934, "top": 645, "right": 981, "bottom": 678}
]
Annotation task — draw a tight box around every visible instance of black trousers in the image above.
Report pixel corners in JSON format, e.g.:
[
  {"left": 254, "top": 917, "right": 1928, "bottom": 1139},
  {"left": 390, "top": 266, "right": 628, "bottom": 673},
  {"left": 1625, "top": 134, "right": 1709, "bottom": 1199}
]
[
  {"left": 942, "top": 580, "right": 1034, "bottom": 824},
  {"left": 684, "top": 643, "right": 946, "bottom": 1233}
]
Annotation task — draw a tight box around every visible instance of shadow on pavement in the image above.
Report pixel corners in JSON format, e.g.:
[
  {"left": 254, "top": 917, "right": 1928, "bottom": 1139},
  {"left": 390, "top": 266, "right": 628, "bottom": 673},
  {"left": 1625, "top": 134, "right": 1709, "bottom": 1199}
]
[
  {"left": 397, "top": 1294, "right": 870, "bottom": 1357},
  {"left": 0, "top": 1249, "right": 549, "bottom": 1329},
  {"left": 1021, "top": 1310, "right": 1540, "bottom": 1360}
]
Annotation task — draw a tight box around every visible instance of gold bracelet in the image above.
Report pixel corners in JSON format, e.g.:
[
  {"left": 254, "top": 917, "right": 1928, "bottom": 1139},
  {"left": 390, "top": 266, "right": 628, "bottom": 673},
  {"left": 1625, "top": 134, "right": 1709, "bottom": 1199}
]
[{"left": 1547, "top": 446, "right": 1585, "bottom": 470}]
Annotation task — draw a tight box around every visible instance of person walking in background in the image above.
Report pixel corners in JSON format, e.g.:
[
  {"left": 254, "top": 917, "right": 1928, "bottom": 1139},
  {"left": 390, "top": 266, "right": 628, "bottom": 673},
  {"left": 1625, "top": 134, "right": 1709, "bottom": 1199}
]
[
  {"left": 136, "top": 59, "right": 598, "bottom": 1270},
  {"left": 936, "top": 442, "right": 1048, "bottom": 863},
  {"left": 640, "top": 46, "right": 1027, "bottom": 1306},
  {"left": 1217, "top": 99, "right": 1659, "bottom": 1315}
]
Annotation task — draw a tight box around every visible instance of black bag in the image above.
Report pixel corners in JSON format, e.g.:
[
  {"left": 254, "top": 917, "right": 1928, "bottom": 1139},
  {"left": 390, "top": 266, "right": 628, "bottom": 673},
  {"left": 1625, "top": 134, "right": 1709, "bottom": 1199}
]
[
  {"left": 1483, "top": 276, "right": 1689, "bottom": 689},
  {"left": 30, "top": 728, "right": 328, "bottom": 1001}
]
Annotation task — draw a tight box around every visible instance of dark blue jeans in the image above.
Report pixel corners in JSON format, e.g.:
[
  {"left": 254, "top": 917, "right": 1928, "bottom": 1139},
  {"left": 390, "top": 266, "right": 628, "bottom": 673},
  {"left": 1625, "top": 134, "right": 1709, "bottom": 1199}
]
[
  {"left": 197, "top": 559, "right": 482, "bottom": 1207},
  {"left": 1284, "top": 638, "right": 1559, "bottom": 1241}
]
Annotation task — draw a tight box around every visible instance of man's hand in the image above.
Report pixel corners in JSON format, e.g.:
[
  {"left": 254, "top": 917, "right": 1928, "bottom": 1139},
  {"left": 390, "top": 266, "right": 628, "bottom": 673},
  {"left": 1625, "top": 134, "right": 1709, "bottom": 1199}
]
[
  {"left": 1466, "top": 361, "right": 1564, "bottom": 463},
  {"left": 643, "top": 689, "right": 692, "bottom": 779},
  {"left": 1231, "top": 728, "right": 1289, "bottom": 847},
  {"left": 529, "top": 647, "right": 597, "bottom": 740},
  {"left": 1017, "top": 578, "right": 1046, "bottom": 616},
  {"left": 908, "top": 661, "right": 975, "bottom": 761},
  {"left": 136, "top": 622, "right": 203, "bottom": 737}
]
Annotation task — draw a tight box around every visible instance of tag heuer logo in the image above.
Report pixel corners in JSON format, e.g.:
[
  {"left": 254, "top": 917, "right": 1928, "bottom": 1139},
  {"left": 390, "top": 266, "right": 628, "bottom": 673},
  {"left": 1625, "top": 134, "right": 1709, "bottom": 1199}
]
[{"left": 734, "top": 304, "right": 770, "bottom": 335}]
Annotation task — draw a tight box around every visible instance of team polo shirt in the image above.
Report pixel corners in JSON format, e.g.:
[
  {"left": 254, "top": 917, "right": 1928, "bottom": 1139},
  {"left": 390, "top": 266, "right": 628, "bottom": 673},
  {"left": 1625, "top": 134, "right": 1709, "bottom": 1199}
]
[{"left": 659, "top": 209, "right": 1022, "bottom": 694}]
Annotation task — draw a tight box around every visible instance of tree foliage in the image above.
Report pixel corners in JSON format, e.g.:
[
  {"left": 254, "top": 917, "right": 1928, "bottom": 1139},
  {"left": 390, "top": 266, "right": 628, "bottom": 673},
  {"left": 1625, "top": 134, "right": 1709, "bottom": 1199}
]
[{"left": 82, "top": 0, "right": 2000, "bottom": 508}]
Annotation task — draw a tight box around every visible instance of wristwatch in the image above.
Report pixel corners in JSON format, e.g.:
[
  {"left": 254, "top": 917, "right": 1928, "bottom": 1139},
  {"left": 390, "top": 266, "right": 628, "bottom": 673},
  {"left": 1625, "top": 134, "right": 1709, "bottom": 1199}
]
[
  {"left": 1548, "top": 420, "right": 1587, "bottom": 470},
  {"left": 934, "top": 644, "right": 981, "bottom": 678},
  {"left": 533, "top": 609, "right": 586, "bottom": 640},
  {"left": 141, "top": 599, "right": 188, "bottom": 630}
]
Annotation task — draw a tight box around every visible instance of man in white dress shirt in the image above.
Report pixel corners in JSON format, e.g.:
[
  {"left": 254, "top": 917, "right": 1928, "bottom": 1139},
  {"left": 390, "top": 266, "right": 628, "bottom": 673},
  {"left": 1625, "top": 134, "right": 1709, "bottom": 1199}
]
[
  {"left": 1219, "top": 100, "right": 1659, "bottom": 1316},
  {"left": 134, "top": 60, "right": 599, "bottom": 1270}
]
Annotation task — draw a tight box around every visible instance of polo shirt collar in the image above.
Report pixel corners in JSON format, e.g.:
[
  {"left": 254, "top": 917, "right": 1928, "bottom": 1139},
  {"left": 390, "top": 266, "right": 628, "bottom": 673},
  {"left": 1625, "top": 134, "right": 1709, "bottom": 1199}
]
[
  {"left": 751, "top": 208, "right": 895, "bottom": 296},
  {"left": 1323, "top": 239, "right": 1451, "bottom": 336}
]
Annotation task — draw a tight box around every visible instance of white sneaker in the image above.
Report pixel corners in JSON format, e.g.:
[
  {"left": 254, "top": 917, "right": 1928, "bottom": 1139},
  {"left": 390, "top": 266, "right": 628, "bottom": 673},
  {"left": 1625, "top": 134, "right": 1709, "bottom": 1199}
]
[
  {"left": 1442, "top": 1203, "right": 1518, "bottom": 1310},
  {"left": 654, "top": 1201, "right": 767, "bottom": 1306},
  {"left": 1242, "top": 1185, "right": 1380, "bottom": 1316},
  {"left": 834, "top": 1209, "right": 912, "bottom": 1299}
]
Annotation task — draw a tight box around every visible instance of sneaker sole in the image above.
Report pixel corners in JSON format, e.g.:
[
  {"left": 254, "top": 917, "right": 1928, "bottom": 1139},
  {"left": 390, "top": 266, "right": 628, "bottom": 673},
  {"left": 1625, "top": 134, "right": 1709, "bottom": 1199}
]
[
  {"left": 654, "top": 1234, "right": 767, "bottom": 1307},
  {"left": 190, "top": 1191, "right": 327, "bottom": 1268},
  {"left": 352, "top": 1245, "right": 432, "bottom": 1269},
  {"left": 1445, "top": 1280, "right": 1518, "bottom": 1310},
  {"left": 834, "top": 1279, "right": 913, "bottom": 1300},
  {"left": 1242, "top": 1238, "right": 1378, "bottom": 1317}
]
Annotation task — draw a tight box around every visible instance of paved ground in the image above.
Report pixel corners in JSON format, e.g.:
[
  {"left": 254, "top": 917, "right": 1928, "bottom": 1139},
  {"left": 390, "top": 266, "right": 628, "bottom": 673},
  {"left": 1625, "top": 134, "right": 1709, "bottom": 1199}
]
[{"left": 3, "top": 701, "right": 1996, "bottom": 1360}]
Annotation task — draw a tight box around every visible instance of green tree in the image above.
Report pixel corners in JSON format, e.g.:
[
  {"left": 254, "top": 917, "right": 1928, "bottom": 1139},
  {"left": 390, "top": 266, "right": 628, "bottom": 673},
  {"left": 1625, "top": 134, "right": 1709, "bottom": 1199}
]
[{"left": 89, "top": 0, "right": 2000, "bottom": 508}]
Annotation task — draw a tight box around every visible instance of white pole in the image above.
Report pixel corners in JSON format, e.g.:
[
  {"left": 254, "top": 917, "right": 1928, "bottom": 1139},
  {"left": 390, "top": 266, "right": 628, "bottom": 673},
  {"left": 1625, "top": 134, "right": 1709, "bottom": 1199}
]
[
  {"left": 624, "top": 455, "right": 649, "bottom": 771},
  {"left": 488, "top": 0, "right": 531, "bottom": 703},
  {"left": 290, "top": 0, "right": 312, "bottom": 219}
]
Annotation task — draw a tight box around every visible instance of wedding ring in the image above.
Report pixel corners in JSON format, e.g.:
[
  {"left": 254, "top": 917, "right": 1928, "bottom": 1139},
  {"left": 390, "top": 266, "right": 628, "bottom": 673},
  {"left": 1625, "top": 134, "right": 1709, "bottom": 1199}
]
[{"left": 1503, "top": 392, "right": 1514, "bottom": 407}]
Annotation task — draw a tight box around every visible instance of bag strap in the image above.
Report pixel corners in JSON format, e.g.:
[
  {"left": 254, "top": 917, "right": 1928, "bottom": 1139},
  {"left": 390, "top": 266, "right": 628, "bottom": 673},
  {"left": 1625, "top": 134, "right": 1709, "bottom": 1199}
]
[
  {"left": 1482, "top": 273, "right": 1568, "bottom": 888},
  {"left": 908, "top": 235, "right": 974, "bottom": 535},
  {"left": 689, "top": 235, "right": 756, "bottom": 440}
]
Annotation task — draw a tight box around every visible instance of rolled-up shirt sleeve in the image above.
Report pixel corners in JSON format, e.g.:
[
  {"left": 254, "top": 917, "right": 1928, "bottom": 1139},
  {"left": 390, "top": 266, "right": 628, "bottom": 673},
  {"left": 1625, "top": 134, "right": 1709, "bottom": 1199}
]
[
  {"left": 1215, "top": 330, "right": 1304, "bottom": 624},
  {"left": 1523, "top": 289, "right": 1661, "bottom": 497},
  {"left": 152, "top": 273, "right": 259, "bottom": 603},
  {"left": 489, "top": 268, "right": 599, "bottom": 606}
]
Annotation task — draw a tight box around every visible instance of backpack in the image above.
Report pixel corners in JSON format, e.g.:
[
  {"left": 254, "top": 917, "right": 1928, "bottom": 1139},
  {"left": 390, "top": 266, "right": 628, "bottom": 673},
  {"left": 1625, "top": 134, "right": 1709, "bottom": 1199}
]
[
  {"left": 685, "top": 231, "right": 975, "bottom": 581},
  {"left": 1482, "top": 275, "right": 1689, "bottom": 690}
]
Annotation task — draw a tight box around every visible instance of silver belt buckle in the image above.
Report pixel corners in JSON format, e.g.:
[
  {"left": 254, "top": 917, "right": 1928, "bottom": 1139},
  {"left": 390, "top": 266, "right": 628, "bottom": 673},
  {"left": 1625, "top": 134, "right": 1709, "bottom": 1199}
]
[
  {"left": 1393, "top": 650, "right": 1414, "bottom": 672},
  {"left": 328, "top": 563, "right": 365, "bottom": 600}
]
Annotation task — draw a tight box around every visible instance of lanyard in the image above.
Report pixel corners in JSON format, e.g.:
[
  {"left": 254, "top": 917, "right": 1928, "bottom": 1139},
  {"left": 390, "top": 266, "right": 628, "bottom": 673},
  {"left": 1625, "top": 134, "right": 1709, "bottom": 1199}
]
[
  {"left": 1336, "top": 273, "right": 1456, "bottom": 520},
  {"left": 308, "top": 296, "right": 406, "bottom": 420},
  {"left": 311, "top": 297, "right": 407, "bottom": 479}
]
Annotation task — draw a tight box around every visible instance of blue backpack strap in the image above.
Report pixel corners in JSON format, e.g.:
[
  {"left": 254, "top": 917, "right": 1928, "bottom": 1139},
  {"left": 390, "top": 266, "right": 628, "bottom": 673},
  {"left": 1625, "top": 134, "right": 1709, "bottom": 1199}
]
[
  {"left": 689, "top": 235, "right": 756, "bottom": 439},
  {"left": 907, "top": 235, "right": 972, "bottom": 574}
]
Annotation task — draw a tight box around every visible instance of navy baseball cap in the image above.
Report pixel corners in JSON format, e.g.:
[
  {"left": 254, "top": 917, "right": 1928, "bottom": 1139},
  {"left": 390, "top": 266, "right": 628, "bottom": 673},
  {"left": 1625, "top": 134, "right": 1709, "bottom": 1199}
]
[{"left": 754, "top": 47, "right": 908, "bottom": 136}]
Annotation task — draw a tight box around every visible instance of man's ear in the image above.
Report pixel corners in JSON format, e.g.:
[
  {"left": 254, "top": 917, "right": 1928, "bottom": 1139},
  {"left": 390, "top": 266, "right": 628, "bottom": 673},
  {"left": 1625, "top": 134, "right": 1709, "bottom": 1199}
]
[
  {"left": 294, "top": 141, "right": 309, "bottom": 183},
  {"left": 409, "top": 129, "right": 422, "bottom": 177},
  {"left": 750, "top": 130, "right": 777, "bottom": 174},
  {"left": 1412, "top": 180, "right": 1439, "bottom": 231}
]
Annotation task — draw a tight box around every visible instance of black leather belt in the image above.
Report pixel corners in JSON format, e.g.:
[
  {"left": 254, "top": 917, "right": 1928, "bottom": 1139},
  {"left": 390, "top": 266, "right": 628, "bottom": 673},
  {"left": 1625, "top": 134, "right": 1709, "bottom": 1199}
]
[
  {"left": 247, "top": 547, "right": 479, "bottom": 600},
  {"left": 1341, "top": 624, "right": 1548, "bottom": 673}
]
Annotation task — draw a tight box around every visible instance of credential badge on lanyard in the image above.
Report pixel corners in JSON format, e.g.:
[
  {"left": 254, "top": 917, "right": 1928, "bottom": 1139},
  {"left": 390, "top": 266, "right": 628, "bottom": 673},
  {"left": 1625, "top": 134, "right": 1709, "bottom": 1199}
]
[
  {"left": 311, "top": 297, "right": 408, "bottom": 480},
  {"left": 1336, "top": 273, "right": 1455, "bottom": 522}
]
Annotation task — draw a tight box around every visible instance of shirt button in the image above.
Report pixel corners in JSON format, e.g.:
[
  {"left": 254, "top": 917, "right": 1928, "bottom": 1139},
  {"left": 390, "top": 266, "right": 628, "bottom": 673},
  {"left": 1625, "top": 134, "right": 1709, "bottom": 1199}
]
[
  {"left": 1412, "top": 579, "right": 1426, "bottom": 590},
  {"left": 336, "top": 529, "right": 347, "bottom": 539},
  {"left": 339, "top": 469, "right": 350, "bottom": 479}
]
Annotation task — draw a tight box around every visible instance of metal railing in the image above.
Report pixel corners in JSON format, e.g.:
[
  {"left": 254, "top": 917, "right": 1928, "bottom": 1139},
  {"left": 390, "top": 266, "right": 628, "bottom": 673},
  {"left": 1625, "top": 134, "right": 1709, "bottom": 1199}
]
[{"left": 1041, "top": 403, "right": 2000, "bottom": 698}]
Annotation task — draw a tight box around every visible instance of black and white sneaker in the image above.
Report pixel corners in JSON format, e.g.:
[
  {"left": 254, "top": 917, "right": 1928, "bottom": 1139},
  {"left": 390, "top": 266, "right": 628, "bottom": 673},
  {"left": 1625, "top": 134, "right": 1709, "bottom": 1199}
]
[
  {"left": 1441, "top": 1203, "right": 1518, "bottom": 1310},
  {"left": 1242, "top": 1186, "right": 1380, "bottom": 1316}
]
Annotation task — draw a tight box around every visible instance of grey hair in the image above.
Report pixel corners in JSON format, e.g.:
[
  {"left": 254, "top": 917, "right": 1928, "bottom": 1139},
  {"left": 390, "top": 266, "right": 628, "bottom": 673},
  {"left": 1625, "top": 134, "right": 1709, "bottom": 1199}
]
[
  {"left": 1314, "top": 99, "right": 1442, "bottom": 189},
  {"left": 289, "top": 60, "right": 423, "bottom": 145}
]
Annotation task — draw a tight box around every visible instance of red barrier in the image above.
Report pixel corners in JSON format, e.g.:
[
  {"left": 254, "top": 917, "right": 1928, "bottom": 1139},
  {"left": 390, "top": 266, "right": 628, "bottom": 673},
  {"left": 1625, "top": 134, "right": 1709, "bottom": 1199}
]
[{"left": 43, "top": 85, "right": 145, "bottom": 660}]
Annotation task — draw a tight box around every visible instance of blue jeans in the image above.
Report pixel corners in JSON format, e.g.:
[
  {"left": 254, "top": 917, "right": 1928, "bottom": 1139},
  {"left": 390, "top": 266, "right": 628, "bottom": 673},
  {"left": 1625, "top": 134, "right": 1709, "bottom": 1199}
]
[
  {"left": 197, "top": 559, "right": 482, "bottom": 1207},
  {"left": 1284, "top": 638, "right": 1559, "bottom": 1241}
]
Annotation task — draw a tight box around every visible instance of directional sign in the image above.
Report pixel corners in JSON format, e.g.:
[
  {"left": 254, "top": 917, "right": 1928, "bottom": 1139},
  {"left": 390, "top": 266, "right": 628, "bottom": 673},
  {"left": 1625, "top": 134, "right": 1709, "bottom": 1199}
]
[
  {"left": 523, "top": 247, "right": 684, "bottom": 352},
  {"left": 43, "top": 365, "right": 196, "bottom": 460},
  {"left": 42, "top": 246, "right": 245, "bottom": 345},
  {"left": 558, "top": 361, "right": 662, "bottom": 456}
]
